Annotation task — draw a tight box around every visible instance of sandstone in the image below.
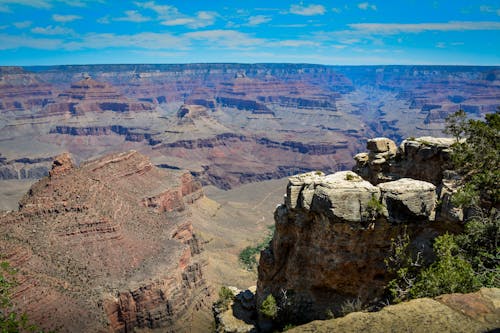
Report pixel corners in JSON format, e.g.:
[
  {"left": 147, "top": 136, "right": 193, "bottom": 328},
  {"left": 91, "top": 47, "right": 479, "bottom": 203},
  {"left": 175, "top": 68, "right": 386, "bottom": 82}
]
[
  {"left": 377, "top": 178, "right": 436, "bottom": 223},
  {"left": 353, "top": 152, "right": 369, "bottom": 164}
]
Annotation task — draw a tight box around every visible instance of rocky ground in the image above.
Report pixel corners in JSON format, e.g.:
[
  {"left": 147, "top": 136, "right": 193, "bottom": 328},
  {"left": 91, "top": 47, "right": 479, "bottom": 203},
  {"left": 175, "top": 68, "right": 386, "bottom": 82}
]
[{"left": 287, "top": 288, "right": 500, "bottom": 333}]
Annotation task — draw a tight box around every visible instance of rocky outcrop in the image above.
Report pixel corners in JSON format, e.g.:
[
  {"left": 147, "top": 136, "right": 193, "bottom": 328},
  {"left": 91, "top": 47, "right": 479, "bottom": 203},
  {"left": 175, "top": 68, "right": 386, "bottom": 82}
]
[
  {"left": 49, "top": 152, "right": 74, "bottom": 177},
  {"left": 256, "top": 170, "right": 443, "bottom": 326},
  {"left": 354, "top": 137, "right": 455, "bottom": 185},
  {"left": 0, "top": 151, "right": 211, "bottom": 332},
  {"left": 286, "top": 288, "right": 500, "bottom": 333},
  {"left": 177, "top": 104, "right": 210, "bottom": 124},
  {"left": 354, "top": 136, "right": 464, "bottom": 222}
]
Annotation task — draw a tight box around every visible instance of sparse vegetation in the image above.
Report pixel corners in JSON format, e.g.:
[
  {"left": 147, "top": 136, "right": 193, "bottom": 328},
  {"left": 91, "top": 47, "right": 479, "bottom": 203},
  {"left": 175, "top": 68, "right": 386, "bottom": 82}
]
[
  {"left": 345, "top": 173, "right": 355, "bottom": 181},
  {"left": 239, "top": 225, "right": 275, "bottom": 270},
  {"left": 340, "top": 297, "right": 363, "bottom": 316},
  {"left": 409, "top": 234, "right": 480, "bottom": 298},
  {"left": 260, "top": 294, "right": 278, "bottom": 319}
]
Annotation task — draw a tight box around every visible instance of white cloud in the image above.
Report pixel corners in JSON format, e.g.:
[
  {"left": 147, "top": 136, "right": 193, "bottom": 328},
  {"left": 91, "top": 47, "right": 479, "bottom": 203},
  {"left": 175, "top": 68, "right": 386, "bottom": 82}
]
[
  {"left": 115, "top": 10, "right": 151, "bottom": 23},
  {"left": 31, "top": 25, "right": 74, "bottom": 35},
  {"left": 97, "top": 16, "right": 110, "bottom": 24},
  {"left": 275, "top": 40, "right": 319, "bottom": 47},
  {"left": 479, "top": 5, "right": 500, "bottom": 16},
  {"left": 183, "top": 29, "right": 264, "bottom": 48},
  {"left": 0, "top": 0, "right": 51, "bottom": 9},
  {"left": 358, "top": 2, "right": 377, "bottom": 11},
  {"left": 134, "top": 1, "right": 178, "bottom": 17},
  {"left": 348, "top": 21, "right": 500, "bottom": 34},
  {"left": 0, "top": 33, "right": 62, "bottom": 49},
  {"left": 0, "top": 0, "right": 101, "bottom": 10},
  {"left": 161, "top": 11, "right": 216, "bottom": 28},
  {"left": 289, "top": 4, "right": 325, "bottom": 16},
  {"left": 52, "top": 14, "right": 82, "bottom": 23},
  {"left": 332, "top": 7, "right": 342, "bottom": 13},
  {"left": 246, "top": 15, "right": 271, "bottom": 26},
  {"left": 13, "top": 21, "right": 32, "bottom": 28},
  {"left": 65, "top": 32, "right": 185, "bottom": 50},
  {"left": 436, "top": 42, "right": 446, "bottom": 48}
]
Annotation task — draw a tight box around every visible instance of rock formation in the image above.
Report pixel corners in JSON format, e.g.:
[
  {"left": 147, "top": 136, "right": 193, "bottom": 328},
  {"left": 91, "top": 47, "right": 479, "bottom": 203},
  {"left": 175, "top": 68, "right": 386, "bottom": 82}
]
[
  {"left": 257, "top": 171, "right": 443, "bottom": 324},
  {"left": 0, "top": 151, "right": 212, "bottom": 332},
  {"left": 354, "top": 136, "right": 455, "bottom": 185},
  {"left": 255, "top": 137, "right": 467, "bottom": 328}
]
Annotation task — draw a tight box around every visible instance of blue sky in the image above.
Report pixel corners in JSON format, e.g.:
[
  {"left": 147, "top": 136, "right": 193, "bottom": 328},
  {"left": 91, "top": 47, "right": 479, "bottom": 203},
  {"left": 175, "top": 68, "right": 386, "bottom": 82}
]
[{"left": 0, "top": 0, "right": 499, "bottom": 66}]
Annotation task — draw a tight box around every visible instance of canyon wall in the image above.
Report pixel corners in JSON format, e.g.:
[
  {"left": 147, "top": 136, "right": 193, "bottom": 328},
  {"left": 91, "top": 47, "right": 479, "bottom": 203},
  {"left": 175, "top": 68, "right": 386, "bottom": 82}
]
[
  {"left": 1, "top": 64, "right": 498, "bottom": 191},
  {"left": 0, "top": 151, "right": 212, "bottom": 332}
]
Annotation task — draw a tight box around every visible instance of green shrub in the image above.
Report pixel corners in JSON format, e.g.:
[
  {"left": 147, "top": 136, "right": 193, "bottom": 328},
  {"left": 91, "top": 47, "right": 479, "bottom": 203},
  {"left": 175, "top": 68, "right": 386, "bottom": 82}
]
[
  {"left": 216, "top": 286, "right": 235, "bottom": 311},
  {"left": 384, "top": 110, "right": 500, "bottom": 304},
  {"left": 410, "top": 234, "right": 480, "bottom": 298},
  {"left": 365, "top": 194, "right": 384, "bottom": 220},
  {"left": 239, "top": 225, "right": 275, "bottom": 271},
  {"left": 260, "top": 294, "right": 278, "bottom": 319},
  {"left": 384, "top": 229, "right": 424, "bottom": 303}
]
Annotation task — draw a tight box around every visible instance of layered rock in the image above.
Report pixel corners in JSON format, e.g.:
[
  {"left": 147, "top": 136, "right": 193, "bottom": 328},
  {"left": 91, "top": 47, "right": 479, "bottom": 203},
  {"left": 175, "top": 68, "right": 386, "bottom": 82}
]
[
  {"left": 42, "top": 77, "right": 154, "bottom": 116},
  {"left": 257, "top": 171, "right": 442, "bottom": 325},
  {"left": 0, "top": 151, "right": 211, "bottom": 332}
]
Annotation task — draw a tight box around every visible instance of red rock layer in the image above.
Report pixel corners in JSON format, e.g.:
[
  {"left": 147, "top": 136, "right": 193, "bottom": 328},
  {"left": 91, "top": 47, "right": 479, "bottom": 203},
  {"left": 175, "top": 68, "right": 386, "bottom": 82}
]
[{"left": 0, "top": 151, "right": 211, "bottom": 332}]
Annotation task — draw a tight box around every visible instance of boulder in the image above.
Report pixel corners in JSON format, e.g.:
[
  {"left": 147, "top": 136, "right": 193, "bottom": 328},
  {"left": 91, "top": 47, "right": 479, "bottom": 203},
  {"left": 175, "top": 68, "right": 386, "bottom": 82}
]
[
  {"left": 377, "top": 178, "right": 436, "bottom": 223},
  {"left": 366, "top": 137, "right": 397, "bottom": 155},
  {"left": 286, "top": 171, "right": 381, "bottom": 222}
]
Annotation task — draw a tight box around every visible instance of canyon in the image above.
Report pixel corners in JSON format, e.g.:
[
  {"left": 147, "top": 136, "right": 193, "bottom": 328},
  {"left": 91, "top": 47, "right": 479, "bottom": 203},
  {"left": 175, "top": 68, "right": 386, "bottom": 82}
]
[
  {"left": 0, "top": 64, "right": 499, "bottom": 332},
  {"left": 0, "top": 64, "right": 498, "bottom": 192},
  {"left": 0, "top": 151, "right": 212, "bottom": 332}
]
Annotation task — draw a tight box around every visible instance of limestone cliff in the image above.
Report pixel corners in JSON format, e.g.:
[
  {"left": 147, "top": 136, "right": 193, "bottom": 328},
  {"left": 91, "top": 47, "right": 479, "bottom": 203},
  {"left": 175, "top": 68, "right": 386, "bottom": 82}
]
[{"left": 0, "top": 151, "right": 212, "bottom": 332}]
